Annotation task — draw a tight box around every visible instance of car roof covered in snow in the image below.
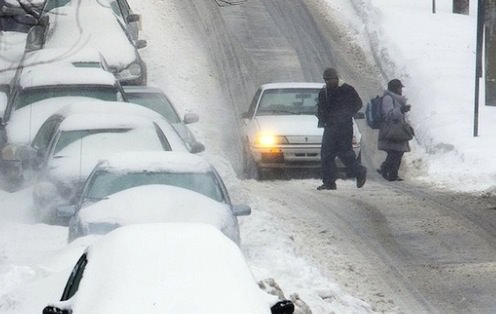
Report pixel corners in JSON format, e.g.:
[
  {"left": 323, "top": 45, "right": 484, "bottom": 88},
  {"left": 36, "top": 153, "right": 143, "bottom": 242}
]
[
  {"left": 95, "top": 151, "right": 213, "bottom": 174},
  {"left": 18, "top": 64, "right": 117, "bottom": 88},
  {"left": 21, "top": 47, "right": 106, "bottom": 68},
  {"left": 67, "top": 223, "right": 275, "bottom": 313}
]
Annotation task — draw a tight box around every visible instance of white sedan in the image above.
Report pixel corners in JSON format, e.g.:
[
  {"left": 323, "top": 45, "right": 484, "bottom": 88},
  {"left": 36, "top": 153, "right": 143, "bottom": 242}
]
[
  {"left": 241, "top": 82, "right": 362, "bottom": 179},
  {"left": 42, "top": 223, "right": 295, "bottom": 314}
]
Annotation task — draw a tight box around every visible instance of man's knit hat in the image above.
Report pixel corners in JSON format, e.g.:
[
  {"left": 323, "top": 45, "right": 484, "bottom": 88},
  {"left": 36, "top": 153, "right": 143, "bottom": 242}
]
[{"left": 323, "top": 67, "right": 338, "bottom": 80}]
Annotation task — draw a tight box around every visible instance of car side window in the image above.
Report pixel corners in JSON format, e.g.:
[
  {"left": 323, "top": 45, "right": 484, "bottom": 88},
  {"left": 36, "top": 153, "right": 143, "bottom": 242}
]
[
  {"left": 61, "top": 253, "right": 88, "bottom": 301},
  {"left": 110, "top": 1, "right": 124, "bottom": 19}
]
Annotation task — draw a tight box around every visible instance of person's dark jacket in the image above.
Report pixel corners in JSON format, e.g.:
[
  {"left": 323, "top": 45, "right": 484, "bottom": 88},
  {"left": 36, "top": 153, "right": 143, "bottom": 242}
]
[{"left": 317, "top": 81, "right": 362, "bottom": 128}]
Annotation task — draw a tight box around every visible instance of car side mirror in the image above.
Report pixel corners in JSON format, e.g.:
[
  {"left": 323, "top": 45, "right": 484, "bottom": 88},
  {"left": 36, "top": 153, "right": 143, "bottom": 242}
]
[
  {"left": 241, "top": 112, "right": 251, "bottom": 119},
  {"left": 189, "top": 142, "right": 205, "bottom": 154},
  {"left": 56, "top": 205, "right": 77, "bottom": 218},
  {"left": 38, "top": 15, "right": 49, "bottom": 27},
  {"left": 135, "top": 39, "right": 147, "bottom": 49},
  {"left": 183, "top": 113, "right": 199, "bottom": 124},
  {"left": 126, "top": 14, "right": 140, "bottom": 23},
  {"left": 232, "top": 204, "right": 251, "bottom": 216},
  {"left": 43, "top": 305, "right": 71, "bottom": 314},
  {"left": 271, "top": 300, "right": 295, "bottom": 314},
  {"left": 354, "top": 112, "right": 365, "bottom": 119}
]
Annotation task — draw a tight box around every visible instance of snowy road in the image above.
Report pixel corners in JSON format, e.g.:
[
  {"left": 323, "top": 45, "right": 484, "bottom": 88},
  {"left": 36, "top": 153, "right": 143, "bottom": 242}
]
[
  {"left": 1, "top": 0, "right": 496, "bottom": 313},
  {"left": 148, "top": 0, "right": 496, "bottom": 312}
]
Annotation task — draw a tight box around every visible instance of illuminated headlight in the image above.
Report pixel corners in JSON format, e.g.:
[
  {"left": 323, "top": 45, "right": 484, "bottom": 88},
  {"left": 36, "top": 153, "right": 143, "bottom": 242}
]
[
  {"left": 115, "top": 62, "right": 142, "bottom": 79},
  {"left": 254, "top": 133, "right": 288, "bottom": 146}
]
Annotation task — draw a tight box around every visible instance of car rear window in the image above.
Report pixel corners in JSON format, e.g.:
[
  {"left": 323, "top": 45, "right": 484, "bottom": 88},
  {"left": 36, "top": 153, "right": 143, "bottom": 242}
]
[{"left": 15, "top": 86, "right": 119, "bottom": 110}]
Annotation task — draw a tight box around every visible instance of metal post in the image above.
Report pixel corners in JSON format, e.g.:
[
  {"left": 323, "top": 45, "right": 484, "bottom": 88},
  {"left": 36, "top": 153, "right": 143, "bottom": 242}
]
[
  {"left": 474, "top": 0, "right": 485, "bottom": 137},
  {"left": 433, "top": 0, "right": 436, "bottom": 13},
  {"left": 453, "top": 0, "right": 470, "bottom": 14}
]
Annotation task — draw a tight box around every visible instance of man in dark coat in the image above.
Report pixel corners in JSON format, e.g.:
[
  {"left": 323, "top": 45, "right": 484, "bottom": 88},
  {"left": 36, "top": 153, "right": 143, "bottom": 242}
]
[{"left": 316, "top": 67, "right": 367, "bottom": 190}]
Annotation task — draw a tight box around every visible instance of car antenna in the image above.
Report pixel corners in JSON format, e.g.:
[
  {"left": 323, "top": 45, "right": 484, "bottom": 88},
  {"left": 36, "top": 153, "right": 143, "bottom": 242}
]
[
  {"left": 79, "top": 136, "right": 84, "bottom": 181},
  {"left": 29, "top": 103, "right": 33, "bottom": 142}
]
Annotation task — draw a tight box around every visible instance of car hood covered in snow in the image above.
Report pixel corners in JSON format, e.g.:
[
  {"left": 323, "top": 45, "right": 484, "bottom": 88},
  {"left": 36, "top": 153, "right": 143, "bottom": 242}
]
[{"left": 76, "top": 185, "right": 239, "bottom": 243}]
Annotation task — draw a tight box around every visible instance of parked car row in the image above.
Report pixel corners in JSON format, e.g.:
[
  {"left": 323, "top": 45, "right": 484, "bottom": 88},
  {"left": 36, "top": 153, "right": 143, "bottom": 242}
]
[{"left": 2, "top": 2, "right": 295, "bottom": 313}]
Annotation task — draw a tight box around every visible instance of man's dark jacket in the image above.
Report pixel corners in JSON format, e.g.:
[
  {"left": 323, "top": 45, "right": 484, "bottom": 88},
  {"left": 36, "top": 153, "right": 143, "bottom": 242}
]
[{"left": 317, "top": 82, "right": 362, "bottom": 128}]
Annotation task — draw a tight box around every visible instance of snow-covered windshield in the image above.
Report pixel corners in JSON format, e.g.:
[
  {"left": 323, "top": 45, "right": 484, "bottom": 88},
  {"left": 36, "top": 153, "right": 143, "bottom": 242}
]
[
  {"left": 257, "top": 88, "right": 319, "bottom": 116},
  {"left": 15, "top": 86, "right": 120, "bottom": 110},
  {"left": 85, "top": 171, "right": 225, "bottom": 203},
  {"left": 53, "top": 127, "right": 169, "bottom": 155}
]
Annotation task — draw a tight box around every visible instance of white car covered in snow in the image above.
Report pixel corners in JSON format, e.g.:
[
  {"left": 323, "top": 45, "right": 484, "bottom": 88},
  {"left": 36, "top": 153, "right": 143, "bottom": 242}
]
[
  {"left": 62, "top": 151, "right": 251, "bottom": 244},
  {"left": 31, "top": 0, "right": 147, "bottom": 85},
  {"left": 42, "top": 223, "right": 295, "bottom": 314},
  {"left": 241, "top": 82, "right": 362, "bottom": 179}
]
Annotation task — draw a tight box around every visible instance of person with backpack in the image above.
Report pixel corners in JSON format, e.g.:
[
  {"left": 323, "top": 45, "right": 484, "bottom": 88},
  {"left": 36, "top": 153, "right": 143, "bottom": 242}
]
[
  {"left": 316, "top": 67, "right": 367, "bottom": 190},
  {"left": 377, "top": 79, "right": 412, "bottom": 181}
]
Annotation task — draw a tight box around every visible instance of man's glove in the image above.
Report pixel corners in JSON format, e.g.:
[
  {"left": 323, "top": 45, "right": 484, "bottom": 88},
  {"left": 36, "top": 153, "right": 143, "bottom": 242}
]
[{"left": 400, "top": 104, "right": 411, "bottom": 113}]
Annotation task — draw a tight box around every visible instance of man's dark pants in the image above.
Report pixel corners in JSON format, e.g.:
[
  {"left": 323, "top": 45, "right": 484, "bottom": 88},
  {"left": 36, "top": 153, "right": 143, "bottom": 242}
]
[{"left": 320, "top": 125, "right": 362, "bottom": 185}]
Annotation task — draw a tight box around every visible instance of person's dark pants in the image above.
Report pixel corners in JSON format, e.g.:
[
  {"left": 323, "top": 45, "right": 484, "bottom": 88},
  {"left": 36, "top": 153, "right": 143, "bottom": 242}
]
[
  {"left": 321, "top": 125, "right": 363, "bottom": 185},
  {"left": 381, "top": 150, "right": 404, "bottom": 180}
]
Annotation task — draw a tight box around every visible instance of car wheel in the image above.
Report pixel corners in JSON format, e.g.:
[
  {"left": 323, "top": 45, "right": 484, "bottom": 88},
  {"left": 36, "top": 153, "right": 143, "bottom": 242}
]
[{"left": 242, "top": 140, "right": 259, "bottom": 179}]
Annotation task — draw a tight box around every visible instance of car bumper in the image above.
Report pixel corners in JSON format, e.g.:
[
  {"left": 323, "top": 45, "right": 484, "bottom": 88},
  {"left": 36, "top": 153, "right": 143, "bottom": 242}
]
[{"left": 249, "top": 144, "right": 360, "bottom": 169}]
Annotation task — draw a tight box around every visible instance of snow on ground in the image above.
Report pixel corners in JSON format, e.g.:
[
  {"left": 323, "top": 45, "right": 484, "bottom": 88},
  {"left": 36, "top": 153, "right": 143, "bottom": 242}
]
[{"left": 0, "top": 0, "right": 494, "bottom": 313}]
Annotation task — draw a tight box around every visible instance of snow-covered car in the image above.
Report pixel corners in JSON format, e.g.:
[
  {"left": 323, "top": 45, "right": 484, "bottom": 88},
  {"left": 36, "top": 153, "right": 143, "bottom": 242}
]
[
  {"left": 29, "top": 0, "right": 147, "bottom": 85},
  {"left": 2, "top": 63, "right": 126, "bottom": 122},
  {"left": 123, "top": 85, "right": 204, "bottom": 152},
  {"left": 66, "top": 185, "right": 247, "bottom": 244},
  {"left": 241, "top": 82, "right": 362, "bottom": 179},
  {"left": 0, "top": 0, "right": 47, "bottom": 32},
  {"left": 42, "top": 223, "right": 295, "bottom": 314},
  {"left": 32, "top": 113, "right": 189, "bottom": 223},
  {"left": 59, "top": 151, "right": 251, "bottom": 243},
  {"left": 1, "top": 100, "right": 204, "bottom": 190}
]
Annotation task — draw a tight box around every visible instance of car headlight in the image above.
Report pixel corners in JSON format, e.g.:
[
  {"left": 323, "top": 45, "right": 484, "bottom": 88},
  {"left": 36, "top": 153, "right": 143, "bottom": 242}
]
[{"left": 254, "top": 133, "right": 288, "bottom": 146}]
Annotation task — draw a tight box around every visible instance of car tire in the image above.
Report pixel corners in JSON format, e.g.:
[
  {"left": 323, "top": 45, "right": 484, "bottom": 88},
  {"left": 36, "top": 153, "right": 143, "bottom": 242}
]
[{"left": 242, "top": 140, "right": 259, "bottom": 180}]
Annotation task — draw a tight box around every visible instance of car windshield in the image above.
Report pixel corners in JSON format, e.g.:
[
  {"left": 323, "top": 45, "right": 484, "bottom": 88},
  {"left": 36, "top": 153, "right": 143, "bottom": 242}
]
[
  {"left": 85, "top": 171, "right": 225, "bottom": 203},
  {"left": 53, "top": 127, "right": 169, "bottom": 155},
  {"left": 256, "top": 88, "right": 320, "bottom": 116},
  {"left": 125, "top": 92, "right": 181, "bottom": 123},
  {"left": 15, "top": 86, "right": 119, "bottom": 110}
]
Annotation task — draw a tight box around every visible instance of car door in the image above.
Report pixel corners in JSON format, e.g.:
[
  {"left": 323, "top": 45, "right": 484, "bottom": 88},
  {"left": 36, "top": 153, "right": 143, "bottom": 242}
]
[{"left": 60, "top": 253, "right": 88, "bottom": 302}]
